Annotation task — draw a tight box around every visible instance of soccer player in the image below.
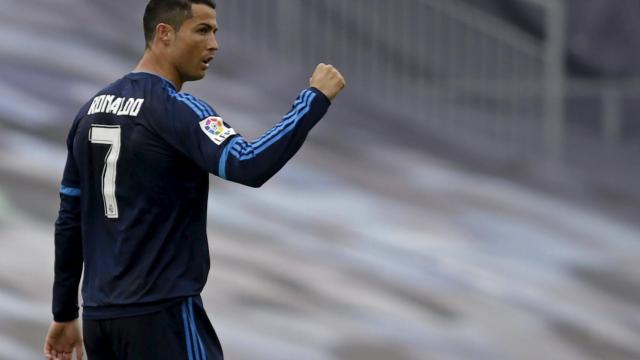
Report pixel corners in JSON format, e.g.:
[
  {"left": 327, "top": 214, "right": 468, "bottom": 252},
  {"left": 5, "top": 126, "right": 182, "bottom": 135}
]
[{"left": 42, "top": 0, "right": 345, "bottom": 358}]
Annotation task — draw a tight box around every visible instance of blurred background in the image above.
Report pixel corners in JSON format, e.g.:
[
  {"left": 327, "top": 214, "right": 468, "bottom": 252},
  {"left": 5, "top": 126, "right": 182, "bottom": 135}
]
[{"left": 1, "top": 0, "right": 640, "bottom": 359}]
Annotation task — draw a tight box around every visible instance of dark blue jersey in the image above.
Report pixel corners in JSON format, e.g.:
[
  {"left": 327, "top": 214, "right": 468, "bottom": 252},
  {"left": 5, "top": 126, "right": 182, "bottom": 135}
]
[{"left": 52, "top": 72, "right": 330, "bottom": 321}]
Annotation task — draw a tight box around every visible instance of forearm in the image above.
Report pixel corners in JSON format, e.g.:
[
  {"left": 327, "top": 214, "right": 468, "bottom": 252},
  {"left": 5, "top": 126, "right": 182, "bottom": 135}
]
[
  {"left": 52, "top": 193, "right": 83, "bottom": 322},
  {"left": 219, "top": 87, "right": 331, "bottom": 187}
]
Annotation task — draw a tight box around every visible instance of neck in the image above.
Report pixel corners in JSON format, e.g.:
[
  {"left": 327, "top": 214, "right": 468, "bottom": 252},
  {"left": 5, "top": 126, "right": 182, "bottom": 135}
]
[{"left": 134, "top": 48, "right": 183, "bottom": 91}]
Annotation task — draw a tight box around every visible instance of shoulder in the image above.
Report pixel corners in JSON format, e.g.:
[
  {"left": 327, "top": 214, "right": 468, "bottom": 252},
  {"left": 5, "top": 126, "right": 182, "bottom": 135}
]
[
  {"left": 163, "top": 88, "right": 219, "bottom": 120},
  {"left": 69, "top": 82, "right": 113, "bottom": 135},
  {"left": 123, "top": 72, "right": 219, "bottom": 122}
]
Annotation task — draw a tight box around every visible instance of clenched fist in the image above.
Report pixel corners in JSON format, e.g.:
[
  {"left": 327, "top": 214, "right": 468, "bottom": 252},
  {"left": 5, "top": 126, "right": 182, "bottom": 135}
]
[{"left": 309, "top": 63, "right": 346, "bottom": 101}]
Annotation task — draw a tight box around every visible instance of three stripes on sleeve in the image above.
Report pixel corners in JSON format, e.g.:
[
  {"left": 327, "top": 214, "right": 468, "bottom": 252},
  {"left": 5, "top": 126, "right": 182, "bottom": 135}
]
[{"left": 218, "top": 89, "right": 317, "bottom": 179}]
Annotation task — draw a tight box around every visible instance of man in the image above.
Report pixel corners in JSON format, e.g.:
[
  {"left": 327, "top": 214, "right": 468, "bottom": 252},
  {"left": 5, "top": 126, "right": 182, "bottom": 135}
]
[{"left": 43, "top": 0, "right": 345, "bottom": 358}]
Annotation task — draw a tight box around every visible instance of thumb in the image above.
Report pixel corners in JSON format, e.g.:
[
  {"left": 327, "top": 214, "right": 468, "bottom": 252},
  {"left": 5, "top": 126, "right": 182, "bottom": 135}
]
[{"left": 75, "top": 343, "right": 84, "bottom": 360}]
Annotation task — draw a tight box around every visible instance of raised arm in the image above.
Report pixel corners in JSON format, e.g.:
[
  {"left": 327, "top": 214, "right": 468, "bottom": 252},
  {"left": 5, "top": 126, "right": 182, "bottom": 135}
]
[{"left": 219, "top": 64, "right": 346, "bottom": 187}]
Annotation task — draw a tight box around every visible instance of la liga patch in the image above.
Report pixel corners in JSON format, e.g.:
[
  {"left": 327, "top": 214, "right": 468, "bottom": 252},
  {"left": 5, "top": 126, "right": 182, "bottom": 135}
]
[{"left": 199, "top": 116, "right": 236, "bottom": 145}]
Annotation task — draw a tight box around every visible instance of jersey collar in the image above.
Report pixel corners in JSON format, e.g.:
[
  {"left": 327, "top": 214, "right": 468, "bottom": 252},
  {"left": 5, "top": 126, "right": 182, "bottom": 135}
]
[{"left": 130, "top": 71, "right": 177, "bottom": 91}]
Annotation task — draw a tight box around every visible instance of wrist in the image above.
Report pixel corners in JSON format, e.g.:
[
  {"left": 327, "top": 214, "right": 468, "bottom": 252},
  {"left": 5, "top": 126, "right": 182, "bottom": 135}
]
[
  {"left": 53, "top": 310, "right": 79, "bottom": 323},
  {"left": 308, "top": 87, "right": 331, "bottom": 105}
]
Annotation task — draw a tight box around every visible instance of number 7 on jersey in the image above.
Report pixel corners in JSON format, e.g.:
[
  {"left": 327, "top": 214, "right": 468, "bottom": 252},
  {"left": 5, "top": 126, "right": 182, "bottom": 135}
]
[{"left": 89, "top": 125, "right": 121, "bottom": 219}]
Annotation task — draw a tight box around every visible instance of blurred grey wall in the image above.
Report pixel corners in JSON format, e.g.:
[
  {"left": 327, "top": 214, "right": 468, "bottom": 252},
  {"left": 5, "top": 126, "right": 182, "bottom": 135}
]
[{"left": 1, "top": 1, "right": 639, "bottom": 359}]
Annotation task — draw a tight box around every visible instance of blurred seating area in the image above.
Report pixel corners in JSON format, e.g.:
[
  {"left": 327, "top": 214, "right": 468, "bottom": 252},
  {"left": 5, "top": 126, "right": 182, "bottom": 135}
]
[{"left": 1, "top": 1, "right": 639, "bottom": 359}]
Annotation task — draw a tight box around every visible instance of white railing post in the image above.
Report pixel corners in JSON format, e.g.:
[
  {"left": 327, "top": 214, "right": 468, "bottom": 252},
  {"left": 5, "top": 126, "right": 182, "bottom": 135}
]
[
  {"left": 603, "top": 86, "right": 622, "bottom": 144},
  {"left": 540, "top": 0, "right": 567, "bottom": 158}
]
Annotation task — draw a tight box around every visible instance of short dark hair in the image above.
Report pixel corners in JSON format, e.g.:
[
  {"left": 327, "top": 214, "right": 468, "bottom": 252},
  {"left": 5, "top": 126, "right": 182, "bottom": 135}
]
[{"left": 143, "top": 0, "right": 216, "bottom": 48}]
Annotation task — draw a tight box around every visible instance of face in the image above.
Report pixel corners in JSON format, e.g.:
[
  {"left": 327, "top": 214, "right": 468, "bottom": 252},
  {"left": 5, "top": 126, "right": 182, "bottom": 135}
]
[{"left": 168, "top": 4, "right": 218, "bottom": 82}]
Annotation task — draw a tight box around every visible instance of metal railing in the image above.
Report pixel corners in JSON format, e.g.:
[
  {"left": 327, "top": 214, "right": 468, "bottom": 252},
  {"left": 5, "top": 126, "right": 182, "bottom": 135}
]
[
  {"left": 220, "top": 0, "right": 550, "bottom": 157},
  {"left": 218, "top": 0, "right": 638, "bottom": 191}
]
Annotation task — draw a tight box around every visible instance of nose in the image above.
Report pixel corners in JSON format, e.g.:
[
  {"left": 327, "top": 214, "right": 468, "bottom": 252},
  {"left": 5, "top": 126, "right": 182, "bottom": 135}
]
[{"left": 208, "top": 33, "right": 218, "bottom": 51}]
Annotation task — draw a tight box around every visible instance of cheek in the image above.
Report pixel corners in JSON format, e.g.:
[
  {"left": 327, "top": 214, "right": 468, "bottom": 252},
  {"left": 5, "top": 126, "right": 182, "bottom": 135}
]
[
  {"left": 183, "top": 44, "right": 201, "bottom": 63},
  {"left": 173, "top": 46, "right": 196, "bottom": 69}
]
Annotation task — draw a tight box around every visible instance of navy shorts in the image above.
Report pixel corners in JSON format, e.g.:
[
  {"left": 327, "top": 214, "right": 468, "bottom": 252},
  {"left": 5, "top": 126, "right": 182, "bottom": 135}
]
[{"left": 83, "top": 297, "right": 223, "bottom": 359}]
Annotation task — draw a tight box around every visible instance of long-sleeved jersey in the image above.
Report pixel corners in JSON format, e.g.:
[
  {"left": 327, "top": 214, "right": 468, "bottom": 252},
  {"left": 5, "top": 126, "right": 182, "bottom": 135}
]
[{"left": 53, "top": 72, "right": 330, "bottom": 321}]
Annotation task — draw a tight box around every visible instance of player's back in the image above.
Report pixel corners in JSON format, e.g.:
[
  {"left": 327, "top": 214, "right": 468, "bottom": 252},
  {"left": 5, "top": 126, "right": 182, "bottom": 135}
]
[
  {"left": 67, "top": 72, "right": 212, "bottom": 319},
  {"left": 61, "top": 70, "right": 332, "bottom": 319}
]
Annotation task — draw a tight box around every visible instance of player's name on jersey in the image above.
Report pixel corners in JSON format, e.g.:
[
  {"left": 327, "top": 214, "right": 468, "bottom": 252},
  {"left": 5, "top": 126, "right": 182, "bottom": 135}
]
[{"left": 87, "top": 95, "right": 145, "bottom": 117}]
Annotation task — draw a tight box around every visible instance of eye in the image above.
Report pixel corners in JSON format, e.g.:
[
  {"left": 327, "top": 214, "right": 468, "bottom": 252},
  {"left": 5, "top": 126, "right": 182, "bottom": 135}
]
[{"left": 198, "top": 28, "right": 209, "bottom": 34}]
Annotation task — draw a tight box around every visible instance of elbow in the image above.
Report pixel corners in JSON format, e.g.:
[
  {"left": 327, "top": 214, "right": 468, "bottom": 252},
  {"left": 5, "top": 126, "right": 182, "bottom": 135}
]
[
  {"left": 227, "top": 173, "right": 268, "bottom": 188},
  {"left": 226, "top": 163, "right": 276, "bottom": 188},
  {"left": 244, "top": 176, "right": 268, "bottom": 188},
  {"left": 234, "top": 171, "right": 270, "bottom": 188}
]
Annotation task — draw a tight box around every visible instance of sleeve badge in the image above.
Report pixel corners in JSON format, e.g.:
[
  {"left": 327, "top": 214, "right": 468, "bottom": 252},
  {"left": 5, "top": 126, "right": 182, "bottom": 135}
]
[{"left": 199, "top": 116, "right": 236, "bottom": 145}]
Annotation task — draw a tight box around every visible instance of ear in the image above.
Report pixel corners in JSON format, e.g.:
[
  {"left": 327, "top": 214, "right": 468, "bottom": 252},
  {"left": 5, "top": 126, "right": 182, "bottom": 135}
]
[{"left": 155, "top": 23, "right": 175, "bottom": 45}]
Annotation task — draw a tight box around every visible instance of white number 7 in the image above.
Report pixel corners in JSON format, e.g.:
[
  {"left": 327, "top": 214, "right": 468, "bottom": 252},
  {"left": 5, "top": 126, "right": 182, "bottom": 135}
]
[{"left": 89, "top": 125, "right": 121, "bottom": 219}]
